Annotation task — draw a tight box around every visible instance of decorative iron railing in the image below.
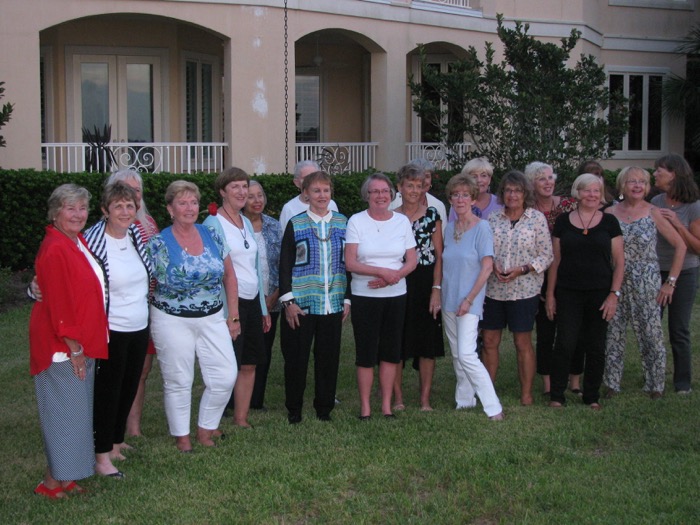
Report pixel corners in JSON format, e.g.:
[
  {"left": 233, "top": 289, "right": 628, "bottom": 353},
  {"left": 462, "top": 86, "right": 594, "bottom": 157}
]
[
  {"left": 42, "top": 142, "right": 227, "bottom": 174},
  {"left": 295, "top": 142, "right": 379, "bottom": 174},
  {"left": 406, "top": 142, "right": 472, "bottom": 170}
]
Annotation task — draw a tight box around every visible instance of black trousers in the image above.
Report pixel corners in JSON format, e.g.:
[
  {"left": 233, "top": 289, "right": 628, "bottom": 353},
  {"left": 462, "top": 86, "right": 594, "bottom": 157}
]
[
  {"left": 550, "top": 288, "right": 608, "bottom": 405},
  {"left": 250, "top": 311, "right": 280, "bottom": 409},
  {"left": 93, "top": 327, "right": 149, "bottom": 453},
  {"left": 281, "top": 311, "right": 343, "bottom": 418}
]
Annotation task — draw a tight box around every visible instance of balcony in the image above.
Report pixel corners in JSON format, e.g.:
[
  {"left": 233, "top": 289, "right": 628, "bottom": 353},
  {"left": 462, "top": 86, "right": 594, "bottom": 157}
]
[
  {"left": 295, "top": 142, "right": 379, "bottom": 174},
  {"left": 41, "top": 142, "right": 227, "bottom": 174},
  {"left": 406, "top": 142, "right": 472, "bottom": 170}
]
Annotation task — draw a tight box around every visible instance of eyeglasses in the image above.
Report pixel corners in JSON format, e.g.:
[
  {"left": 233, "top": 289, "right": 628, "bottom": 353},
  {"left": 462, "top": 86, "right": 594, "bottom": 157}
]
[
  {"left": 504, "top": 188, "right": 524, "bottom": 195},
  {"left": 450, "top": 193, "right": 472, "bottom": 200},
  {"left": 368, "top": 189, "right": 392, "bottom": 196},
  {"left": 625, "top": 179, "right": 646, "bottom": 186}
]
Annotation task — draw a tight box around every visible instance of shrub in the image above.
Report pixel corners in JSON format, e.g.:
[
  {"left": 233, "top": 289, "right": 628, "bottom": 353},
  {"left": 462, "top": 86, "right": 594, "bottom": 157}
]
[{"left": 0, "top": 169, "right": 385, "bottom": 270}]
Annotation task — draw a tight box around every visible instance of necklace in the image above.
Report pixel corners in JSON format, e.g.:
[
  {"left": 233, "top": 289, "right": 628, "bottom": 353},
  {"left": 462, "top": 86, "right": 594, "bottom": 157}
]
[
  {"left": 453, "top": 218, "right": 474, "bottom": 242},
  {"left": 368, "top": 211, "right": 390, "bottom": 232},
  {"left": 536, "top": 198, "right": 555, "bottom": 215},
  {"left": 106, "top": 226, "right": 129, "bottom": 251},
  {"left": 221, "top": 206, "right": 249, "bottom": 249},
  {"left": 577, "top": 209, "right": 597, "bottom": 235},
  {"left": 312, "top": 224, "right": 332, "bottom": 242},
  {"left": 112, "top": 235, "right": 128, "bottom": 251}
]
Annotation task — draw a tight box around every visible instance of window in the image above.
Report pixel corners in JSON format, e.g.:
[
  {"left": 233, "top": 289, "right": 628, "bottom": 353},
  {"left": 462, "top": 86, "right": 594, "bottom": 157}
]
[
  {"left": 608, "top": 69, "right": 667, "bottom": 157},
  {"left": 410, "top": 55, "right": 461, "bottom": 143},
  {"left": 296, "top": 73, "right": 320, "bottom": 143},
  {"left": 66, "top": 48, "right": 164, "bottom": 143},
  {"left": 609, "top": 0, "right": 694, "bottom": 10},
  {"left": 184, "top": 55, "right": 218, "bottom": 143}
]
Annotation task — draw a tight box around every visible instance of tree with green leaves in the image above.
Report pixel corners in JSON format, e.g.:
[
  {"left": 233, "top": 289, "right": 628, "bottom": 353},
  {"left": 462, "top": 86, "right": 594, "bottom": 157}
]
[
  {"left": 662, "top": 24, "right": 700, "bottom": 162},
  {"left": 0, "top": 82, "right": 14, "bottom": 149},
  {"left": 409, "top": 14, "right": 628, "bottom": 180}
]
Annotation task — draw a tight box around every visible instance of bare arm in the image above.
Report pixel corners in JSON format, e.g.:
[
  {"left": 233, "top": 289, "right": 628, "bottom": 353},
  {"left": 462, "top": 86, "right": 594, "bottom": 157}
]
[
  {"left": 345, "top": 243, "right": 415, "bottom": 286},
  {"left": 545, "top": 237, "right": 560, "bottom": 321},
  {"left": 430, "top": 222, "right": 443, "bottom": 318},
  {"left": 599, "top": 235, "right": 624, "bottom": 321},
  {"left": 223, "top": 257, "right": 241, "bottom": 340},
  {"left": 651, "top": 207, "right": 687, "bottom": 305}
]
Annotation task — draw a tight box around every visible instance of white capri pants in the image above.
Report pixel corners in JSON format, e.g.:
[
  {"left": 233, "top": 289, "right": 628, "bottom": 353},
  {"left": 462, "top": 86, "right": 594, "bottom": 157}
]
[
  {"left": 150, "top": 307, "right": 237, "bottom": 436},
  {"left": 442, "top": 310, "right": 503, "bottom": 417}
]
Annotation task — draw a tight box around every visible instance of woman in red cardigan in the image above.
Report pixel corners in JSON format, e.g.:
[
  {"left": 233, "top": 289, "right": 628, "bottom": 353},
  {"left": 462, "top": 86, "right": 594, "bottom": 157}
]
[{"left": 29, "top": 184, "right": 109, "bottom": 499}]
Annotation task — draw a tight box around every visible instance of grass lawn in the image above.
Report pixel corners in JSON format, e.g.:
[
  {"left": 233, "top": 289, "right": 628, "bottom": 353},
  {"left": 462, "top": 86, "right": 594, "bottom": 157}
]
[{"left": 1, "top": 302, "right": 699, "bottom": 524}]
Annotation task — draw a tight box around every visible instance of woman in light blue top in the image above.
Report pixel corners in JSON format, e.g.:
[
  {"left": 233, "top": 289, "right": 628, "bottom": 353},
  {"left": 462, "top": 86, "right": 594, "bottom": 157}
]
[{"left": 441, "top": 173, "right": 503, "bottom": 420}]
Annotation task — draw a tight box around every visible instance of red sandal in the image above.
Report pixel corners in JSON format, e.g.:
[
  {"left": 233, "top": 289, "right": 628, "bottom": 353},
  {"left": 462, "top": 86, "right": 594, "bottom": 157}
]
[
  {"left": 34, "top": 482, "right": 67, "bottom": 499},
  {"left": 62, "top": 481, "right": 88, "bottom": 494}
]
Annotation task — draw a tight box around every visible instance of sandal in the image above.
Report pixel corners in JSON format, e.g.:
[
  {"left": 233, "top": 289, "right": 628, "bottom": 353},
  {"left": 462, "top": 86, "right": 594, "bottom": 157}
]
[
  {"left": 62, "top": 481, "right": 88, "bottom": 494},
  {"left": 392, "top": 404, "right": 406, "bottom": 412},
  {"left": 34, "top": 482, "right": 67, "bottom": 499}
]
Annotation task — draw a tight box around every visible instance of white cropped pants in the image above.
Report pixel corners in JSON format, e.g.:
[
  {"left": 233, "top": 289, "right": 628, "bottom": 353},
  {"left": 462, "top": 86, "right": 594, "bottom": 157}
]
[{"left": 150, "top": 307, "right": 237, "bottom": 436}]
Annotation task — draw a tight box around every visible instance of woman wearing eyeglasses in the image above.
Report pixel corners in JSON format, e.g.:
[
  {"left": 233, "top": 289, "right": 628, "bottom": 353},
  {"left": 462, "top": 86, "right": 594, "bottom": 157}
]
[
  {"left": 603, "top": 167, "right": 685, "bottom": 399},
  {"left": 441, "top": 173, "right": 503, "bottom": 419},
  {"left": 482, "top": 171, "right": 553, "bottom": 406},
  {"left": 345, "top": 173, "right": 417, "bottom": 419}
]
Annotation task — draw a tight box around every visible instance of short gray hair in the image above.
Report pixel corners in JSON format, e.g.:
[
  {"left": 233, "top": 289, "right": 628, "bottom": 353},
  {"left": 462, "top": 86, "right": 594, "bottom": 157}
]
[
  {"left": 461, "top": 157, "right": 494, "bottom": 177},
  {"left": 47, "top": 184, "right": 91, "bottom": 222},
  {"left": 408, "top": 158, "right": 435, "bottom": 174},
  {"left": 524, "top": 162, "right": 555, "bottom": 183},
  {"left": 360, "top": 173, "right": 396, "bottom": 202},
  {"left": 246, "top": 180, "right": 267, "bottom": 208},
  {"left": 293, "top": 160, "right": 321, "bottom": 180},
  {"left": 571, "top": 173, "right": 605, "bottom": 204}
]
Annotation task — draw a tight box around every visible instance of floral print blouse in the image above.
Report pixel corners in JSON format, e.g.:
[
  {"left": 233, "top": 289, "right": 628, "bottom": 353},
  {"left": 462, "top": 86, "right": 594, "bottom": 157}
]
[
  {"left": 147, "top": 224, "right": 230, "bottom": 317},
  {"left": 412, "top": 206, "right": 440, "bottom": 266},
  {"left": 486, "top": 207, "right": 553, "bottom": 301}
]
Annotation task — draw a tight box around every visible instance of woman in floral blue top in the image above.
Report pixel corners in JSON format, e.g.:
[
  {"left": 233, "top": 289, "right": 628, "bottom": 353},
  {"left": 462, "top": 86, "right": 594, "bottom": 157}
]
[
  {"left": 392, "top": 164, "right": 444, "bottom": 412},
  {"left": 244, "top": 180, "right": 283, "bottom": 410},
  {"left": 147, "top": 181, "right": 240, "bottom": 453}
]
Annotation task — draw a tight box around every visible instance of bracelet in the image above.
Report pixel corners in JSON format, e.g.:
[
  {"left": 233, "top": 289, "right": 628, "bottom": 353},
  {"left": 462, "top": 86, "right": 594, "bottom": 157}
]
[
  {"left": 432, "top": 285, "right": 442, "bottom": 290},
  {"left": 464, "top": 297, "right": 473, "bottom": 305},
  {"left": 70, "top": 345, "right": 84, "bottom": 358},
  {"left": 522, "top": 265, "right": 530, "bottom": 275},
  {"left": 228, "top": 317, "right": 240, "bottom": 323},
  {"left": 281, "top": 299, "right": 296, "bottom": 309}
]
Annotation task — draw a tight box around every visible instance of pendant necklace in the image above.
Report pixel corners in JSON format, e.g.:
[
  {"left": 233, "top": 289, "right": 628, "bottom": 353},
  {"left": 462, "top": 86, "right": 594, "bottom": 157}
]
[
  {"left": 106, "top": 227, "right": 128, "bottom": 251},
  {"left": 577, "top": 209, "right": 597, "bottom": 235},
  {"left": 222, "top": 206, "right": 249, "bottom": 249}
]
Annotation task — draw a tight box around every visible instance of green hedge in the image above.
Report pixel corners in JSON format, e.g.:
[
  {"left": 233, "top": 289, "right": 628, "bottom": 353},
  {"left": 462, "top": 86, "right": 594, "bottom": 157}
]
[{"left": 0, "top": 169, "right": 390, "bottom": 270}]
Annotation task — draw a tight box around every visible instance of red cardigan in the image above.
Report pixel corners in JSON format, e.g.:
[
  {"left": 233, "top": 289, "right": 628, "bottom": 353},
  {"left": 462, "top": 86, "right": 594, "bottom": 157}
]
[{"left": 29, "top": 226, "right": 109, "bottom": 375}]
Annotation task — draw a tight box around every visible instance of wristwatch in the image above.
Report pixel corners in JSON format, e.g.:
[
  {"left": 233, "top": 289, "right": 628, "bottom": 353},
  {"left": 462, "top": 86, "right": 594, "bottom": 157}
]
[{"left": 610, "top": 290, "right": 621, "bottom": 298}]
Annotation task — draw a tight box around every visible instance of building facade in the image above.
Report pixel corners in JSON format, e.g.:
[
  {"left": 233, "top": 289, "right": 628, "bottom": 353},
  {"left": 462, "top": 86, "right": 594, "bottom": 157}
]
[{"left": 0, "top": 0, "right": 698, "bottom": 174}]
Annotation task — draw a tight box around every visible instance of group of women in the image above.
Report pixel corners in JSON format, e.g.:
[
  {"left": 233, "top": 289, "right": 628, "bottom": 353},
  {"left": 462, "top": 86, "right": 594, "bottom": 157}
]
[{"left": 29, "top": 153, "right": 699, "bottom": 497}]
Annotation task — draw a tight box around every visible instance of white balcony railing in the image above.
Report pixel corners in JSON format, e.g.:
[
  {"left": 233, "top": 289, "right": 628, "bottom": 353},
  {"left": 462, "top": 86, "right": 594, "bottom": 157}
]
[
  {"left": 295, "top": 142, "right": 379, "bottom": 174},
  {"left": 421, "top": 0, "right": 473, "bottom": 8},
  {"left": 406, "top": 142, "right": 472, "bottom": 170},
  {"left": 42, "top": 142, "right": 228, "bottom": 174}
]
